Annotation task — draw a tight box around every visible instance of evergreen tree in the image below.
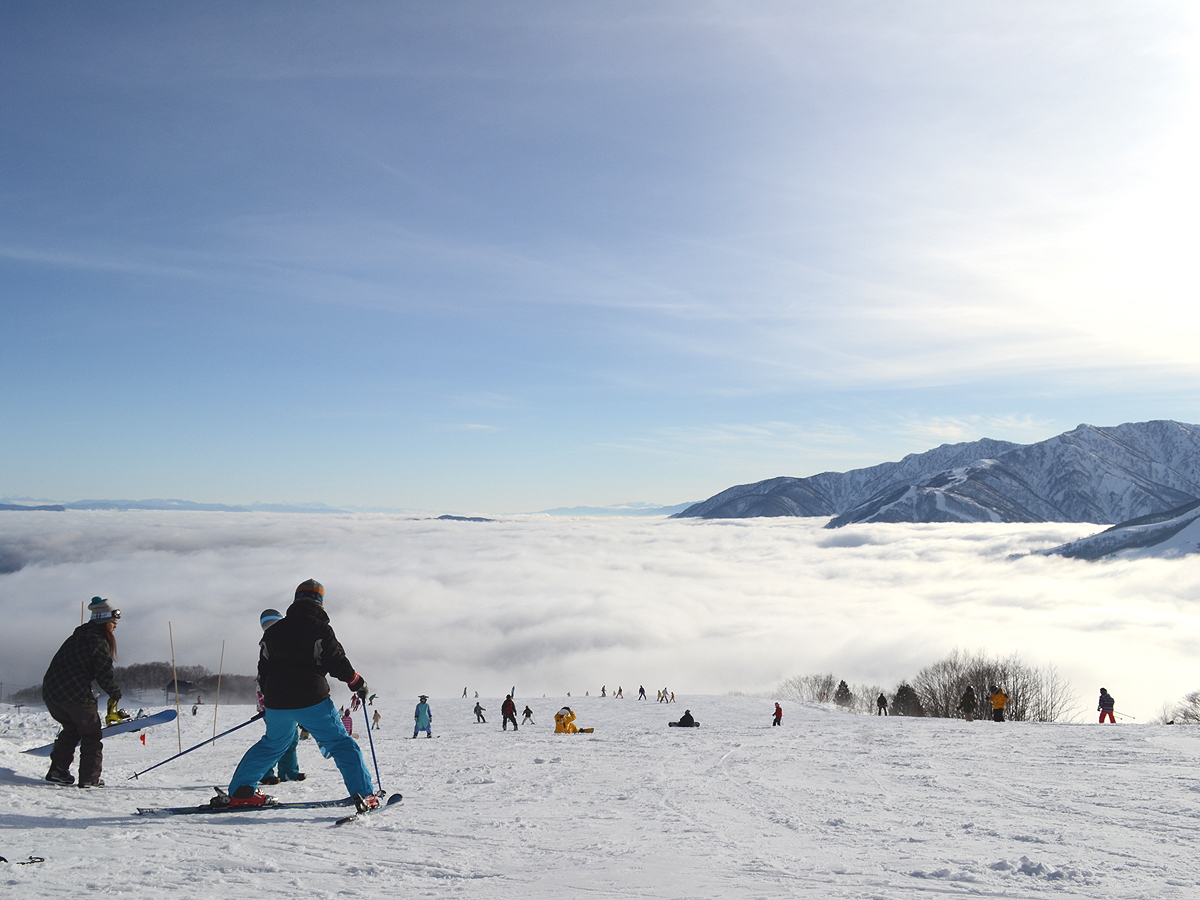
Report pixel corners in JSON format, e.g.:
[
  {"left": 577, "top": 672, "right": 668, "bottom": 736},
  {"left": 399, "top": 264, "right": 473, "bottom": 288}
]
[
  {"left": 833, "top": 679, "right": 854, "bottom": 708},
  {"left": 892, "top": 682, "right": 924, "bottom": 717}
]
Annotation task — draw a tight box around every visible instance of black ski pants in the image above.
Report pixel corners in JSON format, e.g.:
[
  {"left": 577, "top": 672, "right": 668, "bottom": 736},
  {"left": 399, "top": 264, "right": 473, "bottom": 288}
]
[
  {"left": 45, "top": 698, "right": 103, "bottom": 782},
  {"left": 502, "top": 713, "right": 518, "bottom": 731}
]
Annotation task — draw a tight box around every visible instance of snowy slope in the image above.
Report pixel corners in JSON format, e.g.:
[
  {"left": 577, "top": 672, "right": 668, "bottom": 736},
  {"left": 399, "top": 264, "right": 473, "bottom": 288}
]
[
  {"left": 4, "top": 696, "right": 1200, "bottom": 898},
  {"left": 1041, "top": 499, "right": 1200, "bottom": 560},
  {"left": 677, "top": 420, "right": 1200, "bottom": 527}
]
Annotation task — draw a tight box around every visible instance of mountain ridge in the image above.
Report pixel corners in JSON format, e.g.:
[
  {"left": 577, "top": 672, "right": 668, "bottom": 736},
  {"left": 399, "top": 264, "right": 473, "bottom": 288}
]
[{"left": 675, "top": 420, "right": 1200, "bottom": 528}]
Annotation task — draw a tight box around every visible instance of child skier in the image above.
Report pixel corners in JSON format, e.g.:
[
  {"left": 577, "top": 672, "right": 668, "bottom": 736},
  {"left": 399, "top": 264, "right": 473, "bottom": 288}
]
[
  {"left": 521, "top": 704, "right": 535, "bottom": 724},
  {"left": 414, "top": 695, "right": 433, "bottom": 738},
  {"left": 474, "top": 701, "right": 486, "bottom": 723},
  {"left": 989, "top": 685, "right": 1010, "bottom": 722}
]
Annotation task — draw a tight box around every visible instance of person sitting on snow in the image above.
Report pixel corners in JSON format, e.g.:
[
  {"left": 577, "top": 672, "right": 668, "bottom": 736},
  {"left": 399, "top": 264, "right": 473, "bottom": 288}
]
[
  {"left": 670, "top": 709, "right": 698, "bottom": 727},
  {"left": 554, "top": 707, "right": 579, "bottom": 733}
]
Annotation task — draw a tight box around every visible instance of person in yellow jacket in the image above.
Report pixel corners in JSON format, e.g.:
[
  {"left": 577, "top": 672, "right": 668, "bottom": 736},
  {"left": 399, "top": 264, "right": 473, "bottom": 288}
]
[
  {"left": 989, "top": 685, "right": 1010, "bottom": 722},
  {"left": 554, "top": 707, "right": 579, "bottom": 733}
]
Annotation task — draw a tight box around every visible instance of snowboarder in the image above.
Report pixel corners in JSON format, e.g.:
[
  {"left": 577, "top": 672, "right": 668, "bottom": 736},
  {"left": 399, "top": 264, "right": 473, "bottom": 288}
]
[
  {"left": 372, "top": 709, "right": 382, "bottom": 730},
  {"left": 501, "top": 694, "right": 518, "bottom": 731},
  {"left": 226, "top": 580, "right": 376, "bottom": 809},
  {"left": 554, "top": 707, "right": 579, "bottom": 733},
  {"left": 474, "top": 701, "right": 486, "bottom": 723},
  {"left": 1098, "top": 688, "right": 1116, "bottom": 724},
  {"left": 414, "top": 695, "right": 433, "bottom": 738},
  {"left": 876, "top": 693, "right": 888, "bottom": 716},
  {"left": 256, "top": 608, "right": 305, "bottom": 786},
  {"left": 957, "top": 686, "right": 977, "bottom": 722},
  {"left": 669, "top": 709, "right": 698, "bottom": 727},
  {"left": 989, "top": 685, "right": 1009, "bottom": 722},
  {"left": 773, "top": 702, "right": 783, "bottom": 726},
  {"left": 41, "top": 596, "right": 123, "bottom": 787},
  {"left": 521, "top": 704, "right": 535, "bottom": 724}
]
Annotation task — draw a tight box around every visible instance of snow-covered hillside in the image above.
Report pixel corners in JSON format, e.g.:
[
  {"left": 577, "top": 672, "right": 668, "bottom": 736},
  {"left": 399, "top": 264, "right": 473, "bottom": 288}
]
[
  {"left": 4, "top": 696, "right": 1199, "bottom": 898},
  {"left": 1042, "top": 499, "right": 1200, "bottom": 560},
  {"left": 676, "top": 420, "right": 1200, "bottom": 527}
]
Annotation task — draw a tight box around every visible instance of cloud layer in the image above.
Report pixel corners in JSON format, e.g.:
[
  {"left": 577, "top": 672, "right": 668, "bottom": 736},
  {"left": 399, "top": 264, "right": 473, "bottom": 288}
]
[{"left": 3, "top": 511, "right": 1198, "bottom": 721}]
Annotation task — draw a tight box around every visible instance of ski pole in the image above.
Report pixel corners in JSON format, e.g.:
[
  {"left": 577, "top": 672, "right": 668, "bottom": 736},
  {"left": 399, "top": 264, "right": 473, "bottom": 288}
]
[
  {"left": 1114, "top": 711, "right": 1137, "bottom": 720},
  {"left": 362, "top": 704, "right": 383, "bottom": 793},
  {"left": 129, "top": 712, "right": 263, "bottom": 780}
]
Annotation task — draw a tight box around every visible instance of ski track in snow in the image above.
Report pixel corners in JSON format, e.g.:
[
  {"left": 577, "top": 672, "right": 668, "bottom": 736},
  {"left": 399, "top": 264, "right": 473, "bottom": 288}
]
[{"left": 4, "top": 697, "right": 1200, "bottom": 898}]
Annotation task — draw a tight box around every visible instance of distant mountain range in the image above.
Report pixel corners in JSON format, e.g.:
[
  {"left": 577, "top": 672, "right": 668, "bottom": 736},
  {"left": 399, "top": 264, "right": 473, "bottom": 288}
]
[{"left": 675, "top": 420, "right": 1200, "bottom": 529}]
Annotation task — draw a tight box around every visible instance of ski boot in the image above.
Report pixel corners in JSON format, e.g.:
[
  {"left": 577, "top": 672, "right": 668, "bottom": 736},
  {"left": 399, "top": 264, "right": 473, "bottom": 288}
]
[{"left": 229, "top": 785, "right": 278, "bottom": 808}]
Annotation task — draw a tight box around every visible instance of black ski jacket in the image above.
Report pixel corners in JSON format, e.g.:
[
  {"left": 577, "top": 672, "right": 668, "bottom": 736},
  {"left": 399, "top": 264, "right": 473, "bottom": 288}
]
[
  {"left": 258, "top": 599, "right": 357, "bottom": 710},
  {"left": 42, "top": 622, "right": 121, "bottom": 705}
]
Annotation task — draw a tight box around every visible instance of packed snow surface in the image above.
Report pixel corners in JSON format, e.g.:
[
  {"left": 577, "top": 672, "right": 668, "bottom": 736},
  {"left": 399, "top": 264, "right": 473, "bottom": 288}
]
[{"left": 3, "top": 697, "right": 1200, "bottom": 897}]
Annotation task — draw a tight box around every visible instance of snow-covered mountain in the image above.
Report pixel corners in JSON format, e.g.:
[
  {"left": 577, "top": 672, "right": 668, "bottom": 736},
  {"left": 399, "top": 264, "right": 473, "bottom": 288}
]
[
  {"left": 675, "top": 420, "right": 1200, "bottom": 528},
  {"left": 1040, "top": 498, "right": 1200, "bottom": 560}
]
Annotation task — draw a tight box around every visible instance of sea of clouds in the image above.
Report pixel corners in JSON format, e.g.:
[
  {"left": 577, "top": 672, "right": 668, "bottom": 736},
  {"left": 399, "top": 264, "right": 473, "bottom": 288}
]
[{"left": 2, "top": 511, "right": 1198, "bottom": 721}]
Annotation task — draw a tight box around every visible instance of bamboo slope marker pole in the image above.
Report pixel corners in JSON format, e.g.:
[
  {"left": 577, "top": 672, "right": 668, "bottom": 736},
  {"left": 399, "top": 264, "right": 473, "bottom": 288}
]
[
  {"left": 212, "top": 639, "right": 225, "bottom": 744},
  {"left": 169, "top": 621, "right": 182, "bottom": 753},
  {"left": 80, "top": 601, "right": 85, "bottom": 625}
]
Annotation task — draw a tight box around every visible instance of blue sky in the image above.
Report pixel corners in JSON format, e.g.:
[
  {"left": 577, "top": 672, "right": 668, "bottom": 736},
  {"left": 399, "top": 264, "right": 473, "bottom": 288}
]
[{"left": 2, "top": 3, "right": 1198, "bottom": 513}]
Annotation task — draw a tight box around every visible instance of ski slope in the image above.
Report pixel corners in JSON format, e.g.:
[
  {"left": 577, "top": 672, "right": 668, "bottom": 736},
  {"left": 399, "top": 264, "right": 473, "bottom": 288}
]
[{"left": 4, "top": 695, "right": 1200, "bottom": 898}]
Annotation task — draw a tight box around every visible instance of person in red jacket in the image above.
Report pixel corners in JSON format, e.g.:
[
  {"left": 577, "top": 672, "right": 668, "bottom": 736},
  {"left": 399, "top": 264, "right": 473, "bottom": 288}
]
[
  {"left": 501, "top": 694, "right": 518, "bottom": 731},
  {"left": 772, "top": 702, "right": 783, "bottom": 726}
]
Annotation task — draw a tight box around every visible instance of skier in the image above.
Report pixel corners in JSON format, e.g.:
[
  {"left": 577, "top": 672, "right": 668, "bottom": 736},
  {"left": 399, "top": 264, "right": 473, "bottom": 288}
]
[
  {"left": 554, "top": 707, "right": 579, "bottom": 733},
  {"left": 670, "top": 692, "right": 675, "bottom": 703},
  {"left": 876, "top": 693, "right": 888, "bottom": 716},
  {"left": 462, "top": 687, "right": 468, "bottom": 698},
  {"left": 638, "top": 685, "right": 647, "bottom": 700},
  {"left": 41, "top": 596, "right": 123, "bottom": 787},
  {"left": 616, "top": 686, "right": 623, "bottom": 698},
  {"left": 226, "top": 580, "right": 376, "bottom": 809},
  {"left": 341, "top": 708, "right": 355, "bottom": 738},
  {"left": 772, "top": 702, "right": 783, "bottom": 726},
  {"left": 474, "top": 701, "right": 487, "bottom": 723},
  {"left": 256, "top": 609, "right": 305, "bottom": 786},
  {"left": 669, "top": 709, "right": 698, "bottom": 727},
  {"left": 989, "top": 685, "right": 1010, "bottom": 722},
  {"left": 372, "top": 709, "right": 382, "bottom": 730},
  {"left": 501, "top": 694, "right": 518, "bottom": 731},
  {"left": 414, "top": 695, "right": 433, "bottom": 738},
  {"left": 1098, "top": 688, "right": 1116, "bottom": 724},
  {"left": 521, "top": 704, "right": 535, "bottom": 725},
  {"left": 957, "top": 686, "right": 977, "bottom": 722},
  {"left": 600, "top": 685, "right": 606, "bottom": 697}
]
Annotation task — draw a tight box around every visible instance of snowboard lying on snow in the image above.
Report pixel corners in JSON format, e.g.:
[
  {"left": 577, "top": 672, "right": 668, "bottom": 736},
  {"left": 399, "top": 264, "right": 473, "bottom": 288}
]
[{"left": 23, "top": 709, "right": 178, "bottom": 756}]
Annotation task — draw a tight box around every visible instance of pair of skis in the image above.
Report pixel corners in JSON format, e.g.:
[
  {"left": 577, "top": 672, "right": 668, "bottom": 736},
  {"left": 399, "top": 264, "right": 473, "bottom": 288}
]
[
  {"left": 136, "top": 694, "right": 394, "bottom": 825},
  {"left": 137, "top": 788, "right": 402, "bottom": 825}
]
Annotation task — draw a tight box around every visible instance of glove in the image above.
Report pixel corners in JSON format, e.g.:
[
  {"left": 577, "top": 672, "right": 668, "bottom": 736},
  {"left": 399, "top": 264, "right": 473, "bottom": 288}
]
[
  {"left": 348, "top": 672, "right": 369, "bottom": 701},
  {"left": 106, "top": 697, "right": 122, "bottom": 727}
]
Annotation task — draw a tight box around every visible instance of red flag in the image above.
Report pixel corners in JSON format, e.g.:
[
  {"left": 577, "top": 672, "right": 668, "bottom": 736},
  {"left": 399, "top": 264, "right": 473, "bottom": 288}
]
[{"left": 140, "top": 734, "right": 146, "bottom": 745}]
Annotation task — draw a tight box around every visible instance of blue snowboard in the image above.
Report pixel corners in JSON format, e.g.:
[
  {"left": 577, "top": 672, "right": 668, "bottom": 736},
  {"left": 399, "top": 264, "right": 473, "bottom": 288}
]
[{"left": 24, "top": 709, "right": 178, "bottom": 756}]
